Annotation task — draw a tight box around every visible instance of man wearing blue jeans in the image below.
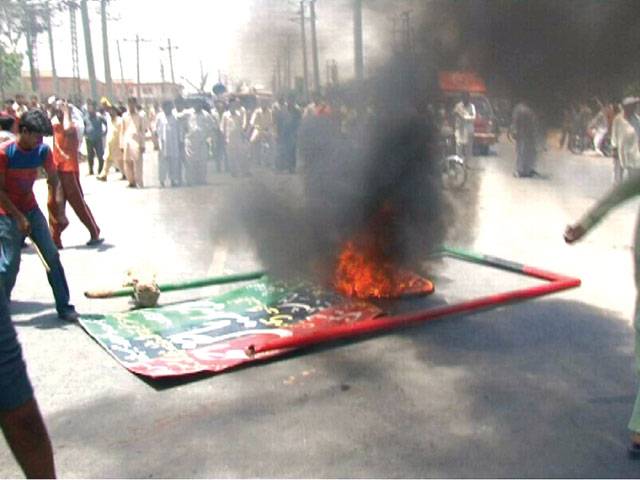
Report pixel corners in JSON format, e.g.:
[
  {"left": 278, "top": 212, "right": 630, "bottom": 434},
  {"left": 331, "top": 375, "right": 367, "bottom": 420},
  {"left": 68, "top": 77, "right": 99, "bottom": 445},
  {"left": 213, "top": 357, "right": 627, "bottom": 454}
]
[
  {"left": 0, "top": 109, "right": 78, "bottom": 322},
  {"left": 0, "top": 286, "right": 56, "bottom": 477}
]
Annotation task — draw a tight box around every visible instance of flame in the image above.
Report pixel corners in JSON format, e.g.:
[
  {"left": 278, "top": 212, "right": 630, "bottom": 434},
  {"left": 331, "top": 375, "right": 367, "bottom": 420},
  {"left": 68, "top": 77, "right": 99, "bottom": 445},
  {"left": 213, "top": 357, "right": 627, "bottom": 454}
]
[{"left": 333, "top": 239, "right": 434, "bottom": 299}]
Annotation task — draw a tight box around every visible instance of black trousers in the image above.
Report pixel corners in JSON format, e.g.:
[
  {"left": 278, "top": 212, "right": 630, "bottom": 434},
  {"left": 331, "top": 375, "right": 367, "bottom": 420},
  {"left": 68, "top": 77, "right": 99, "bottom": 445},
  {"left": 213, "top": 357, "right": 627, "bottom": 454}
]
[{"left": 86, "top": 138, "right": 105, "bottom": 174}]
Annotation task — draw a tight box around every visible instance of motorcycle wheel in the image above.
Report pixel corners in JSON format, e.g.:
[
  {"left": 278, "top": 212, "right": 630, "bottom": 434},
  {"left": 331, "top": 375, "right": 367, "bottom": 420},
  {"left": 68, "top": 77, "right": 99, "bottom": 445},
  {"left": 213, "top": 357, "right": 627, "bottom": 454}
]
[
  {"left": 442, "top": 157, "right": 467, "bottom": 190},
  {"left": 568, "top": 135, "right": 584, "bottom": 155}
]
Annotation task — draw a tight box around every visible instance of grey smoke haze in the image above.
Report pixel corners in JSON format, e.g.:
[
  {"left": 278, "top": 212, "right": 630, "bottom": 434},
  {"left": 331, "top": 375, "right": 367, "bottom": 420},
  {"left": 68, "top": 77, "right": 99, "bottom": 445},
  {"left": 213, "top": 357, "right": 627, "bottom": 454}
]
[
  {"left": 214, "top": 53, "right": 468, "bottom": 288},
  {"left": 238, "top": 0, "right": 429, "bottom": 87}
]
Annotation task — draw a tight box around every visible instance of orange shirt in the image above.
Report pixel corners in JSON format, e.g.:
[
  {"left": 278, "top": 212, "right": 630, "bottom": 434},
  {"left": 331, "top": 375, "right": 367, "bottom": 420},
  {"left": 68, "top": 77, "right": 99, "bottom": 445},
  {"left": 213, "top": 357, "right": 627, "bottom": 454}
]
[{"left": 53, "top": 123, "right": 79, "bottom": 172}]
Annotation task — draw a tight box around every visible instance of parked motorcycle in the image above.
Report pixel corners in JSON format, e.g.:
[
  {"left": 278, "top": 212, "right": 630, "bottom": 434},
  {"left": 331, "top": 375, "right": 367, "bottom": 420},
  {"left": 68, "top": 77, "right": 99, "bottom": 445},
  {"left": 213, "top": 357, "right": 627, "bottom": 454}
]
[{"left": 439, "top": 135, "right": 466, "bottom": 190}]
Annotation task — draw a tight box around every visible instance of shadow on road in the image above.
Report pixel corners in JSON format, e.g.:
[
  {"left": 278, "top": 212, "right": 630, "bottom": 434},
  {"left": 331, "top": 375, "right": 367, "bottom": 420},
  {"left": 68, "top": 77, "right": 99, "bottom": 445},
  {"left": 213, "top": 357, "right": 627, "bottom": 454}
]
[{"left": 38, "top": 296, "right": 640, "bottom": 477}]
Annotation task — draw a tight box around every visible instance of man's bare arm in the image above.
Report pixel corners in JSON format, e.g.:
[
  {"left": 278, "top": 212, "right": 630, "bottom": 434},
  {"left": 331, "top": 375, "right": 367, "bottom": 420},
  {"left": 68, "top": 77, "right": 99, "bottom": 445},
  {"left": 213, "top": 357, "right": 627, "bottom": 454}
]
[{"left": 0, "top": 173, "right": 30, "bottom": 234}]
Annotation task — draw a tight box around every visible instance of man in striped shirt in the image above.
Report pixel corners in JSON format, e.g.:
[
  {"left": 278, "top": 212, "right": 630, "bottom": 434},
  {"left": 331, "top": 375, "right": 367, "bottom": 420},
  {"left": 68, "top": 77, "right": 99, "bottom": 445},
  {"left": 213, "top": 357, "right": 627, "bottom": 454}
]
[{"left": 0, "top": 108, "right": 78, "bottom": 322}]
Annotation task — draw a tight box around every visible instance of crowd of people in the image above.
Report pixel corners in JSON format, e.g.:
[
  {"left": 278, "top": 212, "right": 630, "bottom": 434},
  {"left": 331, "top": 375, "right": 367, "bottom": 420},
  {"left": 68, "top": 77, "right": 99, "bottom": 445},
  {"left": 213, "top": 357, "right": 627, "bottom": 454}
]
[{"left": 559, "top": 97, "right": 640, "bottom": 184}]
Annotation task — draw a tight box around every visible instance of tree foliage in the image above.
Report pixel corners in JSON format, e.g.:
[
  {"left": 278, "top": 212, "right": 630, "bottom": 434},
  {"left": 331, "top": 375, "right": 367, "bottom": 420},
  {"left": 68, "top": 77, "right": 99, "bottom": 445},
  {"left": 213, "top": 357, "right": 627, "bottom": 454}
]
[{"left": 0, "top": 45, "right": 24, "bottom": 93}]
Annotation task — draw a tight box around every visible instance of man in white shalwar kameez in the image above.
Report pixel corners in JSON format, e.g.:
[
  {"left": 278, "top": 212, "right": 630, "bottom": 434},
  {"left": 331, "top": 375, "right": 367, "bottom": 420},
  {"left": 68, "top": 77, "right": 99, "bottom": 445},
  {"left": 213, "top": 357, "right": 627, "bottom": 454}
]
[
  {"left": 155, "top": 100, "right": 183, "bottom": 187},
  {"left": 120, "top": 97, "right": 147, "bottom": 188},
  {"left": 184, "top": 101, "right": 217, "bottom": 185}
]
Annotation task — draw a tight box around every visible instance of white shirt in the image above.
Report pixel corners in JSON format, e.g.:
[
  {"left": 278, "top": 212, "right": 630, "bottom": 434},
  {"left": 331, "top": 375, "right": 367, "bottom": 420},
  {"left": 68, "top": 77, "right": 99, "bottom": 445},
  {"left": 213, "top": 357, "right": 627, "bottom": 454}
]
[
  {"left": 611, "top": 113, "right": 640, "bottom": 169},
  {"left": 453, "top": 101, "right": 476, "bottom": 144}
]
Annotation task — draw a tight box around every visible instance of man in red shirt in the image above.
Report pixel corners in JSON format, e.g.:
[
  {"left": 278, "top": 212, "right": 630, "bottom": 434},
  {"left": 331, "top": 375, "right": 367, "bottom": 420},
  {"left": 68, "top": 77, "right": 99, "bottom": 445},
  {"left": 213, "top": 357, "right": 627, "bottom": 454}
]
[
  {"left": 0, "top": 108, "right": 78, "bottom": 321},
  {"left": 0, "top": 109, "right": 60, "bottom": 477},
  {"left": 48, "top": 100, "right": 102, "bottom": 249}
]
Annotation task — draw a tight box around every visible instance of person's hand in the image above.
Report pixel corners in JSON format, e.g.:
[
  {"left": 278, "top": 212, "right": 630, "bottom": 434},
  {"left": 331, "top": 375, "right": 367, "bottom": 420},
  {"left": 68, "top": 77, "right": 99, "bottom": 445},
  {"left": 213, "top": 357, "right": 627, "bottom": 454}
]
[
  {"left": 564, "top": 224, "right": 586, "bottom": 244},
  {"left": 16, "top": 214, "right": 31, "bottom": 235}
]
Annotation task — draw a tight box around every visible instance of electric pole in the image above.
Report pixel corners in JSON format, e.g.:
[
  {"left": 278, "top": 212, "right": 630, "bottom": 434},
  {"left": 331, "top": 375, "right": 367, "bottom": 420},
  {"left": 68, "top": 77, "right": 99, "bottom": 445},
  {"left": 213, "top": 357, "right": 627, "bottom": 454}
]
[
  {"left": 123, "top": 35, "right": 151, "bottom": 100},
  {"left": 25, "top": 15, "right": 39, "bottom": 92},
  {"left": 353, "top": 0, "right": 364, "bottom": 82},
  {"left": 46, "top": 11, "right": 59, "bottom": 95},
  {"left": 309, "top": 0, "right": 320, "bottom": 94},
  {"left": 100, "top": 0, "right": 114, "bottom": 100},
  {"left": 285, "top": 34, "right": 292, "bottom": 90},
  {"left": 299, "top": 0, "right": 309, "bottom": 98},
  {"left": 80, "top": 0, "right": 98, "bottom": 100},
  {"left": 159, "top": 38, "right": 178, "bottom": 85},
  {"left": 135, "top": 34, "right": 141, "bottom": 99},
  {"left": 160, "top": 62, "right": 166, "bottom": 96},
  {"left": 116, "top": 39, "right": 125, "bottom": 98},
  {"left": 69, "top": 2, "right": 82, "bottom": 99}
]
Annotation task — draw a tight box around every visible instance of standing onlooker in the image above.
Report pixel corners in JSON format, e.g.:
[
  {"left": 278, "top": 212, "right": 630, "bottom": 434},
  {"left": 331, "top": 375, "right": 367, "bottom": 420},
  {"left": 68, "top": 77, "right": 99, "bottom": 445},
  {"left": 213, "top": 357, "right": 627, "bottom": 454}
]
[
  {"left": 249, "top": 100, "right": 274, "bottom": 167},
  {"left": 98, "top": 106, "right": 124, "bottom": 181},
  {"left": 611, "top": 97, "right": 640, "bottom": 180},
  {"left": 0, "top": 116, "right": 16, "bottom": 144},
  {"left": 49, "top": 100, "right": 102, "bottom": 248},
  {"left": 83, "top": 99, "right": 108, "bottom": 175},
  {"left": 453, "top": 91, "right": 476, "bottom": 163},
  {"left": 184, "top": 100, "right": 217, "bottom": 185},
  {"left": 611, "top": 102, "right": 625, "bottom": 184},
  {"left": 509, "top": 101, "right": 539, "bottom": 178},
  {"left": 274, "top": 96, "right": 301, "bottom": 174},
  {"left": 559, "top": 104, "right": 575, "bottom": 149},
  {"left": 155, "top": 100, "right": 183, "bottom": 187},
  {"left": 222, "top": 98, "right": 250, "bottom": 177},
  {"left": 212, "top": 100, "right": 228, "bottom": 173},
  {"left": 590, "top": 105, "right": 610, "bottom": 155},
  {"left": 120, "top": 97, "right": 147, "bottom": 188},
  {"left": 1, "top": 100, "right": 18, "bottom": 135}
]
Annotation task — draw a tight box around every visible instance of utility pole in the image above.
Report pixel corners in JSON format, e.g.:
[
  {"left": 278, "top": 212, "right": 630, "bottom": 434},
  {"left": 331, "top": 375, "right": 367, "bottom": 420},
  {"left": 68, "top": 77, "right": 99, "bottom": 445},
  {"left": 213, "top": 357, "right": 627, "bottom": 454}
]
[
  {"left": 353, "top": 0, "right": 364, "bottom": 82},
  {"left": 159, "top": 38, "right": 178, "bottom": 85},
  {"left": 69, "top": 3, "right": 82, "bottom": 99},
  {"left": 285, "top": 34, "right": 292, "bottom": 90},
  {"left": 309, "top": 0, "right": 320, "bottom": 94},
  {"left": 25, "top": 16, "right": 39, "bottom": 92},
  {"left": 160, "top": 62, "right": 166, "bottom": 96},
  {"left": 299, "top": 0, "right": 309, "bottom": 98},
  {"left": 135, "top": 34, "right": 141, "bottom": 99},
  {"left": 116, "top": 39, "right": 125, "bottom": 99},
  {"left": 100, "top": 0, "right": 114, "bottom": 100},
  {"left": 46, "top": 12, "right": 59, "bottom": 95},
  {"left": 80, "top": 0, "right": 98, "bottom": 100},
  {"left": 401, "top": 10, "right": 414, "bottom": 57},
  {"left": 123, "top": 35, "right": 151, "bottom": 100}
]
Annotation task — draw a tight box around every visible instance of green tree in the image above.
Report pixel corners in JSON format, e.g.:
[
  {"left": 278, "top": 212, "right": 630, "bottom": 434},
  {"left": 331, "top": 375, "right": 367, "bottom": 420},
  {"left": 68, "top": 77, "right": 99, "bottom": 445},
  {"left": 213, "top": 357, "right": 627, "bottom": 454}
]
[{"left": 0, "top": 45, "right": 23, "bottom": 99}]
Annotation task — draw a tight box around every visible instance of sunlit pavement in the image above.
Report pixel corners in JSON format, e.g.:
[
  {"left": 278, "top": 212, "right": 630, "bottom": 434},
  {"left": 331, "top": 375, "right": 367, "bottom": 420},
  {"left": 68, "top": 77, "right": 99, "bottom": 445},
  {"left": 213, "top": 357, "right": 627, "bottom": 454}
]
[{"left": 2, "top": 141, "right": 640, "bottom": 477}]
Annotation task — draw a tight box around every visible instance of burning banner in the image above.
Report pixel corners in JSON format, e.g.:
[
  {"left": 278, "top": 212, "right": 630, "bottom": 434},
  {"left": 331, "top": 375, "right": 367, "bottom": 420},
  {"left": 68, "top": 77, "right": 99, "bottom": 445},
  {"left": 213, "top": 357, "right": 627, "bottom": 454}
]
[{"left": 79, "top": 248, "right": 579, "bottom": 379}]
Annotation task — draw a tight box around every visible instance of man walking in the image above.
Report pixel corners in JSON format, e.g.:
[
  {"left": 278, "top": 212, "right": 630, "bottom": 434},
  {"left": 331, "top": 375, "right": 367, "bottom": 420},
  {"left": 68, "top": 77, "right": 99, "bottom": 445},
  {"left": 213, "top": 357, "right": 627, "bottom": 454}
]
[
  {"left": 249, "top": 100, "right": 274, "bottom": 167},
  {"left": 611, "top": 97, "right": 640, "bottom": 180},
  {"left": 0, "top": 109, "right": 78, "bottom": 321},
  {"left": 184, "top": 100, "right": 217, "bottom": 185},
  {"left": 156, "top": 100, "right": 183, "bottom": 187},
  {"left": 83, "top": 99, "right": 108, "bottom": 176},
  {"left": 509, "top": 101, "right": 539, "bottom": 178},
  {"left": 453, "top": 91, "right": 476, "bottom": 163},
  {"left": 222, "top": 98, "right": 250, "bottom": 177},
  {"left": 49, "top": 100, "right": 103, "bottom": 248},
  {"left": 120, "top": 97, "right": 147, "bottom": 188}
]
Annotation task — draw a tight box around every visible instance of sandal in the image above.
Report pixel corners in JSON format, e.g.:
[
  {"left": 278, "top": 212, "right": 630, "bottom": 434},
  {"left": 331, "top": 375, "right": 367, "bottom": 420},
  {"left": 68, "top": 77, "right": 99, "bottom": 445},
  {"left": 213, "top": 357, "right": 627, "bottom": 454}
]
[{"left": 628, "top": 442, "right": 640, "bottom": 459}]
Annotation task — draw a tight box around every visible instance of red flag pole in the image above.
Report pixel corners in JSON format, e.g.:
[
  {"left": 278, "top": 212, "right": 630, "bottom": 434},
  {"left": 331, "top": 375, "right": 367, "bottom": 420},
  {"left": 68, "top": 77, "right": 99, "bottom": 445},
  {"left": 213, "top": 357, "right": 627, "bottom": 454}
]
[{"left": 247, "top": 250, "right": 580, "bottom": 357}]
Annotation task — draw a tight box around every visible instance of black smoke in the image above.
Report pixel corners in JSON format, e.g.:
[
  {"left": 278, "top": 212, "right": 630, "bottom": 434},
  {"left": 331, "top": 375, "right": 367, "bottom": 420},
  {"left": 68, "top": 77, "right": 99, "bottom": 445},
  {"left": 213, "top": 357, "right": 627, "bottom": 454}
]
[{"left": 214, "top": 55, "right": 456, "bottom": 287}]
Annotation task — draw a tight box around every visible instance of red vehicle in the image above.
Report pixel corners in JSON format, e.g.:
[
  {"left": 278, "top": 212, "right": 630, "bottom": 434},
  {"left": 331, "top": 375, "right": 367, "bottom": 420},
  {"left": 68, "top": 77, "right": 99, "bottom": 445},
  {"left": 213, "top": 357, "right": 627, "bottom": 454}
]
[{"left": 438, "top": 71, "right": 498, "bottom": 155}]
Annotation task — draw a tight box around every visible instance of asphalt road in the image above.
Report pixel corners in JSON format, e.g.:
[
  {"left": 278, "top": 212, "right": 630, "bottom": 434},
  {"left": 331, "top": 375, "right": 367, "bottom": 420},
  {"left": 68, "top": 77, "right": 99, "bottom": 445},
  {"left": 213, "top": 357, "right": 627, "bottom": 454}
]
[{"left": 2, "top": 137, "right": 640, "bottom": 478}]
